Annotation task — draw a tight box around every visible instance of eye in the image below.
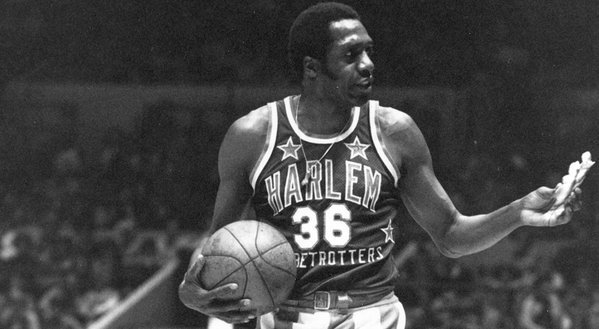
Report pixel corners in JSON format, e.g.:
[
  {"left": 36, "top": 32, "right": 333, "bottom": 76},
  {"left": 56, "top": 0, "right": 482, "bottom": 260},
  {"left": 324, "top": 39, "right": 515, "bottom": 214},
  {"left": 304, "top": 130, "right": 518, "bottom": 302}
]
[
  {"left": 345, "top": 50, "right": 359, "bottom": 60},
  {"left": 345, "top": 46, "right": 374, "bottom": 61}
]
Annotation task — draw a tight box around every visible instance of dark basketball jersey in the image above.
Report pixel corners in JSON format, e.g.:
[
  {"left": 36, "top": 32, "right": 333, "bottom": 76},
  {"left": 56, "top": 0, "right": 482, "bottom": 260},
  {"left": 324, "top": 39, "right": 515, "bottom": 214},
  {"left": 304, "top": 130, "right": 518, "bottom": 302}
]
[{"left": 250, "top": 95, "right": 402, "bottom": 299}]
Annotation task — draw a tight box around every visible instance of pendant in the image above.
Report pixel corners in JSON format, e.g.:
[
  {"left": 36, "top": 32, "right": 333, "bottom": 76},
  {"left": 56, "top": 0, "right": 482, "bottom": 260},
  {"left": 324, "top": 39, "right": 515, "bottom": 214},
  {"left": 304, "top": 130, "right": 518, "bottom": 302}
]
[{"left": 301, "top": 167, "right": 310, "bottom": 186}]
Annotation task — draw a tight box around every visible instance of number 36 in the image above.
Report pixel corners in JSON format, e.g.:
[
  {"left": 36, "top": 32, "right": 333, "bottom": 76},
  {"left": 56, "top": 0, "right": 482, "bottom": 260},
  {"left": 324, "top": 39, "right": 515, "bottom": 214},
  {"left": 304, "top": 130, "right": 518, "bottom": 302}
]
[{"left": 291, "top": 203, "right": 351, "bottom": 250}]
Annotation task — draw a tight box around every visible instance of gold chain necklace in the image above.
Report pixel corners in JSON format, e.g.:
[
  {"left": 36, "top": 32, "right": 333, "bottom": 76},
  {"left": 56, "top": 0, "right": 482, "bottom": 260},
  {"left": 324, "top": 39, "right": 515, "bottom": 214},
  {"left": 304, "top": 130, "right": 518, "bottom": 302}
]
[{"left": 295, "top": 99, "right": 352, "bottom": 186}]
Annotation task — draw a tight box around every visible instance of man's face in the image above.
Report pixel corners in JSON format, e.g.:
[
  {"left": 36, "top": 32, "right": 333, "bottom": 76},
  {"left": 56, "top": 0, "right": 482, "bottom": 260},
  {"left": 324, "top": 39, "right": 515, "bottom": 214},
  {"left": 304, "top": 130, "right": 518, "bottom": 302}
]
[{"left": 318, "top": 19, "right": 374, "bottom": 107}]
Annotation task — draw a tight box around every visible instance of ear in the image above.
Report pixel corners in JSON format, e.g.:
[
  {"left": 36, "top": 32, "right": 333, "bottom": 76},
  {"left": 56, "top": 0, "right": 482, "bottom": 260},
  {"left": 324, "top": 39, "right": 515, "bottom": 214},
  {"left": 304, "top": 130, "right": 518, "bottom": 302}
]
[{"left": 303, "top": 56, "right": 321, "bottom": 79}]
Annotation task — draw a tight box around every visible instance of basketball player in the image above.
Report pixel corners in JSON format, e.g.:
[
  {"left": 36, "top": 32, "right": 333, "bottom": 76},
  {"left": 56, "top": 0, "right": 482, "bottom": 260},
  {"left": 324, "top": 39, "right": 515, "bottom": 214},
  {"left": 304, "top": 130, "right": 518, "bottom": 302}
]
[{"left": 179, "top": 3, "right": 584, "bottom": 328}]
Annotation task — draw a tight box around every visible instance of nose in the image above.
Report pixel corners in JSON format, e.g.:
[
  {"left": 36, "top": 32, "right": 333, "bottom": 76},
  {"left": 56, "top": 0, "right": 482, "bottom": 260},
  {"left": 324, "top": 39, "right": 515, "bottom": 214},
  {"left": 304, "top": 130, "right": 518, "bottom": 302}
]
[{"left": 358, "top": 52, "right": 374, "bottom": 78}]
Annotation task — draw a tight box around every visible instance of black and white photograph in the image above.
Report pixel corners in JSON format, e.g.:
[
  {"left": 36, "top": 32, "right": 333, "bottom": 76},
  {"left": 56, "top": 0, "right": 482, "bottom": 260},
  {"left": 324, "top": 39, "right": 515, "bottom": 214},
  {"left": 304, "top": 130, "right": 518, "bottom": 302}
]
[{"left": 1, "top": 1, "right": 597, "bottom": 329}]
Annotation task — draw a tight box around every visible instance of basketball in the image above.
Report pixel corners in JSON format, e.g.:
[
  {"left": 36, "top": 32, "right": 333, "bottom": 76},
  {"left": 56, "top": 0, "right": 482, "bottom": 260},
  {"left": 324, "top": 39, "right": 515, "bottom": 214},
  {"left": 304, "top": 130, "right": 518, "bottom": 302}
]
[{"left": 199, "top": 220, "right": 297, "bottom": 315}]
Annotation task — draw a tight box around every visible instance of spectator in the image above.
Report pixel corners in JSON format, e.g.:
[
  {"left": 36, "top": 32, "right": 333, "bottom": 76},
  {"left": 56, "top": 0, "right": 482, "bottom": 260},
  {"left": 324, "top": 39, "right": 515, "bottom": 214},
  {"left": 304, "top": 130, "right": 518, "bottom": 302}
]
[
  {"left": 583, "top": 289, "right": 599, "bottom": 329},
  {"left": 1, "top": 274, "right": 41, "bottom": 329},
  {"left": 75, "top": 238, "right": 122, "bottom": 323},
  {"left": 38, "top": 285, "right": 83, "bottom": 329},
  {"left": 518, "top": 271, "right": 572, "bottom": 329}
]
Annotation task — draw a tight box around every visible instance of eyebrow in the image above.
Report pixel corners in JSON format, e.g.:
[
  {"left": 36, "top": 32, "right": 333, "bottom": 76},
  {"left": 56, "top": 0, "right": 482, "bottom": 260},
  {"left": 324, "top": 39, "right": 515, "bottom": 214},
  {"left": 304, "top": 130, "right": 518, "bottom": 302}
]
[
  {"left": 340, "top": 42, "right": 373, "bottom": 57},
  {"left": 336, "top": 36, "right": 373, "bottom": 50}
]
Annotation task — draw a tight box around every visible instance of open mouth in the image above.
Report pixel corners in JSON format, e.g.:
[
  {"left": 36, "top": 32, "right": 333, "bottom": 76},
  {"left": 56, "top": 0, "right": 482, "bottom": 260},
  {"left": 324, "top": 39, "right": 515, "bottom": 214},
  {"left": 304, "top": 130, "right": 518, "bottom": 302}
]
[
  {"left": 356, "top": 78, "right": 373, "bottom": 89},
  {"left": 356, "top": 81, "right": 372, "bottom": 90}
]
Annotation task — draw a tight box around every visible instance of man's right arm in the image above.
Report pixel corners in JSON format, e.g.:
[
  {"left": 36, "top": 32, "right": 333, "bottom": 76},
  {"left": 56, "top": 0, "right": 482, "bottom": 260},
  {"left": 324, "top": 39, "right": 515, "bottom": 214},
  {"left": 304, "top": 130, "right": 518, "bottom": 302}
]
[
  {"left": 208, "top": 110, "right": 267, "bottom": 233},
  {"left": 179, "top": 106, "right": 270, "bottom": 324}
]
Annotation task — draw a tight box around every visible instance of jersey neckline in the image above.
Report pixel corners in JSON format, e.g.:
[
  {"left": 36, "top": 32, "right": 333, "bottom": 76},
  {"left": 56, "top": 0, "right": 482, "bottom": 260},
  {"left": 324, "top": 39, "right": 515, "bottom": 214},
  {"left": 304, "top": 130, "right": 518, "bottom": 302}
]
[{"left": 284, "top": 95, "right": 361, "bottom": 145}]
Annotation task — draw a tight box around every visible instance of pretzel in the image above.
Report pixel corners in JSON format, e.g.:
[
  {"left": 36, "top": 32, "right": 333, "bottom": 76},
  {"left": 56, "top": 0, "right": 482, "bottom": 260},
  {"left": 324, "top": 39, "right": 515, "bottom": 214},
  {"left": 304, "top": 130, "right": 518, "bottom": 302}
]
[{"left": 552, "top": 151, "right": 595, "bottom": 209}]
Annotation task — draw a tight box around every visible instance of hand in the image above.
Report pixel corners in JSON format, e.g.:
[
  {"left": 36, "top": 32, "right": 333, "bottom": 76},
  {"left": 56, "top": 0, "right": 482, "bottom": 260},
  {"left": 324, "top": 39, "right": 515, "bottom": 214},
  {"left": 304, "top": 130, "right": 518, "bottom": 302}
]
[
  {"left": 520, "top": 186, "right": 582, "bottom": 227},
  {"left": 178, "top": 254, "right": 256, "bottom": 324}
]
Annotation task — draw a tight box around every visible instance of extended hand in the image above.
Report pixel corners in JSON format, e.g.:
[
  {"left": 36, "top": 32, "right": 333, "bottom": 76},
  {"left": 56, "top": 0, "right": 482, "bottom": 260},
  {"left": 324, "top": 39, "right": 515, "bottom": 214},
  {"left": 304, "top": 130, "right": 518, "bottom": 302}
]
[
  {"left": 520, "top": 186, "right": 582, "bottom": 227},
  {"left": 178, "top": 255, "right": 256, "bottom": 324}
]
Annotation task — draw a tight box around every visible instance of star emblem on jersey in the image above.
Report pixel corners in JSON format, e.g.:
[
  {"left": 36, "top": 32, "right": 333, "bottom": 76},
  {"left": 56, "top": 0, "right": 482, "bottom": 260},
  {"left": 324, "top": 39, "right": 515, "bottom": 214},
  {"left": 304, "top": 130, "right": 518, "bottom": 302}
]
[
  {"left": 344, "top": 136, "right": 370, "bottom": 160},
  {"left": 380, "top": 219, "right": 395, "bottom": 244},
  {"left": 277, "top": 137, "right": 302, "bottom": 161}
]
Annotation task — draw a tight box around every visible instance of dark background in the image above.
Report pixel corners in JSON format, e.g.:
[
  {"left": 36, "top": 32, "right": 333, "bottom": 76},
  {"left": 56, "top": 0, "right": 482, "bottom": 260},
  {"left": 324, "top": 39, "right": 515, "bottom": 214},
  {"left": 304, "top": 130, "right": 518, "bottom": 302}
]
[
  {"left": 2, "top": 0, "right": 599, "bottom": 86},
  {"left": 1, "top": 1, "right": 598, "bottom": 328}
]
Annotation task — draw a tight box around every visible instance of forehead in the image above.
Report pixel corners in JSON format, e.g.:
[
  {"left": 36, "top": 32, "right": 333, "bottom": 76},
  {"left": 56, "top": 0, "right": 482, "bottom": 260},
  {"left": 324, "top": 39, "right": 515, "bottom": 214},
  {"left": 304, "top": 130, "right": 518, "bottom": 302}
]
[{"left": 328, "top": 19, "right": 372, "bottom": 49}]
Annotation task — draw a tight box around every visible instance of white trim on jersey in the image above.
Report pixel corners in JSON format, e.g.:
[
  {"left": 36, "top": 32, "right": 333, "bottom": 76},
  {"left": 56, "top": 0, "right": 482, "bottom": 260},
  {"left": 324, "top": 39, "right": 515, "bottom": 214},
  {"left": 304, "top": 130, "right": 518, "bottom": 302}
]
[
  {"left": 284, "top": 96, "right": 361, "bottom": 144},
  {"left": 369, "top": 100, "right": 400, "bottom": 187},
  {"left": 250, "top": 102, "right": 278, "bottom": 191}
]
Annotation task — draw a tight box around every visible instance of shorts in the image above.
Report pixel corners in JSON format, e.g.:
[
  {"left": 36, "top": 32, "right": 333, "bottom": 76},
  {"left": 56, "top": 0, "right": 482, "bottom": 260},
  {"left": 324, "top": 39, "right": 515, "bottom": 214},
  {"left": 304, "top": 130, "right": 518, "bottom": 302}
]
[{"left": 257, "top": 293, "right": 406, "bottom": 329}]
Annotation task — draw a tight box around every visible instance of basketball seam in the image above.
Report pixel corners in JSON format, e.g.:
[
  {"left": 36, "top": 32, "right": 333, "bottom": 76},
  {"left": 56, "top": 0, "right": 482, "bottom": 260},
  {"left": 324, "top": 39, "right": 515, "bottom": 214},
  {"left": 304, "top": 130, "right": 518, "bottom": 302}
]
[
  {"left": 224, "top": 222, "right": 296, "bottom": 309},
  {"left": 256, "top": 241, "right": 297, "bottom": 277},
  {"left": 223, "top": 227, "right": 252, "bottom": 298},
  {"left": 251, "top": 222, "right": 277, "bottom": 308},
  {"left": 203, "top": 255, "right": 248, "bottom": 291},
  {"left": 222, "top": 229, "right": 291, "bottom": 269}
]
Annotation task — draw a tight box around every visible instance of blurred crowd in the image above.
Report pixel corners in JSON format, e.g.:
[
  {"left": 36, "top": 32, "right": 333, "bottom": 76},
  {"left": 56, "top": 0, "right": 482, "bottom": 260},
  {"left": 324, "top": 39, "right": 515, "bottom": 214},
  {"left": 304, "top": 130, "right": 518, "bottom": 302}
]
[
  {"left": 0, "top": 101, "right": 212, "bottom": 328},
  {"left": 394, "top": 236, "right": 599, "bottom": 329},
  {"left": 393, "top": 151, "right": 599, "bottom": 329},
  {"left": 0, "top": 98, "right": 597, "bottom": 329},
  {"left": 2, "top": 1, "right": 598, "bottom": 328}
]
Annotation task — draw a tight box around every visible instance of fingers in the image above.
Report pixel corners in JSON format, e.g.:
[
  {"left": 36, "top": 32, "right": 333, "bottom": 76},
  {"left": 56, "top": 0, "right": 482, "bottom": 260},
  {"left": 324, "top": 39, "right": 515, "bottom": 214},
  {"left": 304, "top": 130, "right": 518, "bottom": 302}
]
[
  {"left": 204, "top": 298, "right": 254, "bottom": 316},
  {"left": 536, "top": 186, "right": 556, "bottom": 199},
  {"left": 526, "top": 186, "right": 556, "bottom": 212},
  {"left": 545, "top": 184, "right": 583, "bottom": 212},
  {"left": 524, "top": 185, "right": 584, "bottom": 228},
  {"left": 214, "top": 311, "right": 257, "bottom": 324},
  {"left": 547, "top": 205, "right": 573, "bottom": 227},
  {"left": 560, "top": 205, "right": 574, "bottom": 224},
  {"left": 205, "top": 298, "right": 256, "bottom": 324},
  {"left": 179, "top": 255, "right": 243, "bottom": 310},
  {"left": 179, "top": 277, "right": 240, "bottom": 308},
  {"left": 564, "top": 187, "right": 583, "bottom": 212},
  {"left": 569, "top": 188, "right": 583, "bottom": 211},
  {"left": 179, "top": 280, "right": 255, "bottom": 322},
  {"left": 573, "top": 187, "right": 582, "bottom": 200},
  {"left": 182, "top": 255, "right": 238, "bottom": 299},
  {"left": 179, "top": 255, "right": 257, "bottom": 323},
  {"left": 202, "top": 283, "right": 241, "bottom": 300}
]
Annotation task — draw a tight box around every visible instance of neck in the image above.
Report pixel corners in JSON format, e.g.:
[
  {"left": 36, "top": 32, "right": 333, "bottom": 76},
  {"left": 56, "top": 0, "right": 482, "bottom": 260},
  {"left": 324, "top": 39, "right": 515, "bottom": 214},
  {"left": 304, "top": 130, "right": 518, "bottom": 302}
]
[{"left": 296, "top": 94, "right": 354, "bottom": 136}]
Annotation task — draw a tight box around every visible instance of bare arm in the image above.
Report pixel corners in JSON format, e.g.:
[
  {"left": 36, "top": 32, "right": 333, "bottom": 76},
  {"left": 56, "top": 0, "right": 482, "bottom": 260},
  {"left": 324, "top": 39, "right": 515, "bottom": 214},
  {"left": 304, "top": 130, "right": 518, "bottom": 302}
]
[
  {"left": 379, "top": 108, "right": 579, "bottom": 258},
  {"left": 179, "top": 106, "right": 269, "bottom": 323},
  {"left": 208, "top": 120, "right": 260, "bottom": 233}
]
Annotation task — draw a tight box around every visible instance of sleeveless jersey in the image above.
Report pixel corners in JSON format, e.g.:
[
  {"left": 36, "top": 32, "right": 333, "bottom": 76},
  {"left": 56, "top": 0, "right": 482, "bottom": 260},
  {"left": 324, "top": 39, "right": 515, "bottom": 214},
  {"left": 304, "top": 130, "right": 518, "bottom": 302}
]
[{"left": 250, "top": 95, "right": 402, "bottom": 299}]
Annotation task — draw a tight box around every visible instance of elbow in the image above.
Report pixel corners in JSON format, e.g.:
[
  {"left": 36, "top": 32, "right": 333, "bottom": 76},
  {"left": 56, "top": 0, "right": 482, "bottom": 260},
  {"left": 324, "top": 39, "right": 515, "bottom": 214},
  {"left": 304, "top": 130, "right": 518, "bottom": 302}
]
[
  {"left": 435, "top": 233, "right": 485, "bottom": 258},
  {"left": 433, "top": 223, "right": 469, "bottom": 258},
  {"left": 429, "top": 229, "right": 464, "bottom": 258},
  {"left": 431, "top": 213, "right": 467, "bottom": 258},
  {"left": 435, "top": 241, "right": 465, "bottom": 258}
]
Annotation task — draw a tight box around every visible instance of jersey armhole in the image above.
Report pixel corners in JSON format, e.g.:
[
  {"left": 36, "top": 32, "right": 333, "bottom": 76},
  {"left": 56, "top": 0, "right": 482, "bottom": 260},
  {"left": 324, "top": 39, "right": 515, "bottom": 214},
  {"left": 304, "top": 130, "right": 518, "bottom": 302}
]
[
  {"left": 369, "top": 100, "right": 400, "bottom": 187},
  {"left": 249, "top": 102, "right": 278, "bottom": 192}
]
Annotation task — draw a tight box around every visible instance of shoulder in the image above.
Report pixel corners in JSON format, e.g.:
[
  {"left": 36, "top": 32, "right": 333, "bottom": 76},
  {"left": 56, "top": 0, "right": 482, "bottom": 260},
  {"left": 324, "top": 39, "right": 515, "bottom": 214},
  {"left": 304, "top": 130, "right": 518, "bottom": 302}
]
[
  {"left": 376, "top": 105, "right": 414, "bottom": 129},
  {"left": 227, "top": 104, "right": 271, "bottom": 138},
  {"left": 219, "top": 103, "right": 273, "bottom": 174},
  {"left": 373, "top": 103, "right": 430, "bottom": 166},
  {"left": 374, "top": 104, "right": 417, "bottom": 137}
]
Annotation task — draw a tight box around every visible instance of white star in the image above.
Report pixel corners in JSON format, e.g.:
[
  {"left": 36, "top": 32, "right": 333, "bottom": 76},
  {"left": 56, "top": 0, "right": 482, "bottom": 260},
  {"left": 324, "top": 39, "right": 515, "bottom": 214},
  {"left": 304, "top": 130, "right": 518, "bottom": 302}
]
[
  {"left": 380, "top": 219, "right": 395, "bottom": 244},
  {"left": 277, "top": 137, "right": 302, "bottom": 161},
  {"left": 345, "top": 136, "right": 370, "bottom": 160}
]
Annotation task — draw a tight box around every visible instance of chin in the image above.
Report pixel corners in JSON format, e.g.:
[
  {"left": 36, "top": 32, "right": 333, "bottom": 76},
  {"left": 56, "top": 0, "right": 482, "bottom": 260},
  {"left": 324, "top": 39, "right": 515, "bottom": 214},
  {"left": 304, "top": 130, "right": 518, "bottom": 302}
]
[{"left": 351, "top": 91, "right": 371, "bottom": 106}]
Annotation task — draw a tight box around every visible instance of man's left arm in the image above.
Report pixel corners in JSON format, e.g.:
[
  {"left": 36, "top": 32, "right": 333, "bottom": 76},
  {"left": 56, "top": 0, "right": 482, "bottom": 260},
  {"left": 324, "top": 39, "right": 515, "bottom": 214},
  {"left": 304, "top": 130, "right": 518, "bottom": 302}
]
[{"left": 383, "top": 110, "right": 581, "bottom": 258}]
